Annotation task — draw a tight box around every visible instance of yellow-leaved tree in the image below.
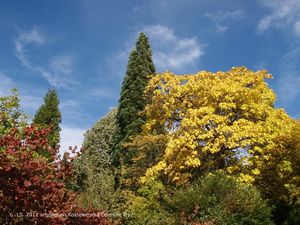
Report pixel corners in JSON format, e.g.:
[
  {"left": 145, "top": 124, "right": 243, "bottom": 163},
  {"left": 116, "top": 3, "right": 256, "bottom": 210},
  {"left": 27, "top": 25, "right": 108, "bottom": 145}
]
[{"left": 136, "top": 67, "right": 297, "bottom": 187}]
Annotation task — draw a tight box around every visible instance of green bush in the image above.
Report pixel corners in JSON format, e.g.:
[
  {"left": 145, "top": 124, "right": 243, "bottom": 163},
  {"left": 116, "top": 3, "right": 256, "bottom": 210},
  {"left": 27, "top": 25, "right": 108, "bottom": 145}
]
[
  {"left": 69, "top": 109, "right": 120, "bottom": 212},
  {"left": 168, "top": 172, "right": 274, "bottom": 225}
]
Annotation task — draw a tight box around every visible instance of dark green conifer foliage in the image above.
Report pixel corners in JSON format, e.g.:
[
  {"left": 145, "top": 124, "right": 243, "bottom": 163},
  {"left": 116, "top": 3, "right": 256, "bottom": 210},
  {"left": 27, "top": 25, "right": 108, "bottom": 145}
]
[
  {"left": 114, "top": 32, "right": 156, "bottom": 170},
  {"left": 33, "top": 89, "right": 61, "bottom": 154}
]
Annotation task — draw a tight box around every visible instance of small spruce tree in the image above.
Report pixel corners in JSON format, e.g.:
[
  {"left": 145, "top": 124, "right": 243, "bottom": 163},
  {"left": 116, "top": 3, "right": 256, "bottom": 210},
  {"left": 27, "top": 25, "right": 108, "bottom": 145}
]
[{"left": 33, "top": 89, "right": 61, "bottom": 152}]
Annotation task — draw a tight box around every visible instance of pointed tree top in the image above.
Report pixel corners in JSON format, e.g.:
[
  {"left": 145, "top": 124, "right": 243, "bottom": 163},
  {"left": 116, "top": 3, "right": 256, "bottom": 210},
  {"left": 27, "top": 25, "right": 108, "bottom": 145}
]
[{"left": 138, "top": 32, "right": 147, "bottom": 38}]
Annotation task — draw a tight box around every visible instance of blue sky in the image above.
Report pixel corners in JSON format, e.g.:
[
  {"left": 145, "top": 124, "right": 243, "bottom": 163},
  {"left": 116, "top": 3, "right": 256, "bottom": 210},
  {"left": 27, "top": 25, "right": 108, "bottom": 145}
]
[{"left": 0, "top": 0, "right": 300, "bottom": 152}]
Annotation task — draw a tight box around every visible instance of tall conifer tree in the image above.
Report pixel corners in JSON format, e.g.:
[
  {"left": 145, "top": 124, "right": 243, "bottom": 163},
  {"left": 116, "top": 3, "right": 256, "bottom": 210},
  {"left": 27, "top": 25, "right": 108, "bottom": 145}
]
[
  {"left": 33, "top": 89, "right": 61, "bottom": 151},
  {"left": 114, "top": 33, "right": 156, "bottom": 174}
]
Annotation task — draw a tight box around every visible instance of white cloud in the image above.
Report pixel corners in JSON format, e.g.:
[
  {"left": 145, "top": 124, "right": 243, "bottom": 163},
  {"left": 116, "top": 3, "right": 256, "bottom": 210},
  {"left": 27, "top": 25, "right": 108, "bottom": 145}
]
[
  {"left": 204, "top": 10, "right": 243, "bottom": 33},
  {"left": 257, "top": 1, "right": 300, "bottom": 105},
  {"left": 215, "top": 24, "right": 228, "bottom": 33},
  {"left": 14, "top": 27, "right": 74, "bottom": 88},
  {"left": 59, "top": 125, "right": 86, "bottom": 156},
  {"left": 257, "top": 0, "right": 300, "bottom": 36},
  {"left": 36, "top": 65, "right": 75, "bottom": 89},
  {"left": 277, "top": 47, "right": 300, "bottom": 105},
  {"left": 110, "top": 25, "right": 204, "bottom": 75},
  {"left": 142, "top": 25, "right": 204, "bottom": 72},
  {"left": 17, "top": 27, "right": 46, "bottom": 44},
  {"left": 293, "top": 20, "right": 300, "bottom": 37},
  {"left": 50, "top": 55, "right": 73, "bottom": 74},
  {"left": 15, "top": 27, "right": 46, "bottom": 68}
]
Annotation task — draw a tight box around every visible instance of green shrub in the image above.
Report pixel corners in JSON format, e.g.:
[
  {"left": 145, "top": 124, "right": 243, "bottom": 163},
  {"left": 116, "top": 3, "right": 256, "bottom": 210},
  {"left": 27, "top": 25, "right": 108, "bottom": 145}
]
[{"left": 168, "top": 172, "right": 274, "bottom": 225}]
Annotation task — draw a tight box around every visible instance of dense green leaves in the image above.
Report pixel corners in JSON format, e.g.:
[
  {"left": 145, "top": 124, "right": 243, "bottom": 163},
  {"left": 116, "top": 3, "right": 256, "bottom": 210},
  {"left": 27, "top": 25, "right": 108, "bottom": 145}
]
[
  {"left": 126, "top": 172, "right": 274, "bottom": 225},
  {"left": 114, "top": 33, "right": 156, "bottom": 172},
  {"left": 71, "top": 109, "right": 121, "bottom": 212},
  {"left": 169, "top": 172, "right": 274, "bottom": 225},
  {"left": 82, "top": 108, "right": 117, "bottom": 168}
]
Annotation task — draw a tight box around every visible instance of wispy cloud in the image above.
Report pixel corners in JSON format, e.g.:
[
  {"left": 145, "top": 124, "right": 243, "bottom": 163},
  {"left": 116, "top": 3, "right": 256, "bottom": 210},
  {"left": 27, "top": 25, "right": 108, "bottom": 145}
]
[
  {"left": 15, "top": 27, "right": 46, "bottom": 68},
  {"left": 0, "top": 72, "right": 15, "bottom": 95},
  {"left": 293, "top": 21, "right": 300, "bottom": 37},
  {"left": 204, "top": 10, "right": 243, "bottom": 33},
  {"left": 50, "top": 55, "right": 73, "bottom": 74},
  {"left": 277, "top": 47, "right": 300, "bottom": 105},
  {"left": 142, "top": 25, "right": 204, "bottom": 72},
  {"left": 257, "top": 0, "right": 300, "bottom": 36},
  {"left": 14, "top": 27, "right": 75, "bottom": 88}
]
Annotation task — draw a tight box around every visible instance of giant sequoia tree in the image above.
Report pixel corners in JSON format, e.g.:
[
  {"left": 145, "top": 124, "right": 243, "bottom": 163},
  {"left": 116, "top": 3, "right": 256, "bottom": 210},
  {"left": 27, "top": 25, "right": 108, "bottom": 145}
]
[
  {"left": 33, "top": 89, "right": 61, "bottom": 150},
  {"left": 114, "top": 33, "right": 156, "bottom": 175}
]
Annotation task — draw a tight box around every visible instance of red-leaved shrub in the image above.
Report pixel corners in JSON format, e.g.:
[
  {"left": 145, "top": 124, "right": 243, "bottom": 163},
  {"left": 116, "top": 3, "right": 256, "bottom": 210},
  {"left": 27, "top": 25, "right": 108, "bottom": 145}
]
[{"left": 0, "top": 125, "right": 110, "bottom": 224}]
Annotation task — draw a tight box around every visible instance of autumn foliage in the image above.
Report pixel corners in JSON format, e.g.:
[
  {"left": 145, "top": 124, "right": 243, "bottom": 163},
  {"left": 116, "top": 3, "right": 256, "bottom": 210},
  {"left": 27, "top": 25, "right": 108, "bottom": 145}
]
[
  {"left": 138, "top": 67, "right": 297, "bottom": 186},
  {"left": 1, "top": 64, "right": 299, "bottom": 225},
  {"left": 0, "top": 125, "right": 110, "bottom": 224}
]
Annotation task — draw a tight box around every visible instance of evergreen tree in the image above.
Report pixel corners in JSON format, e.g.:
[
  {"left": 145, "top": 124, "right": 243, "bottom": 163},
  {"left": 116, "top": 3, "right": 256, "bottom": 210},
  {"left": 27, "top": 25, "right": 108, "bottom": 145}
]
[
  {"left": 114, "top": 32, "right": 156, "bottom": 183},
  {"left": 33, "top": 89, "right": 61, "bottom": 151}
]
